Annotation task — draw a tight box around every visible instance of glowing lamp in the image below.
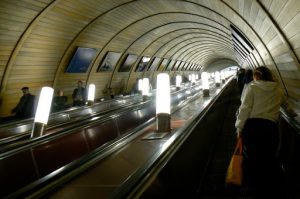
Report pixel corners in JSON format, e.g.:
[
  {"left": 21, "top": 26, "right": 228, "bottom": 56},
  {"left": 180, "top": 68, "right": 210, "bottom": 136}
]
[
  {"left": 191, "top": 74, "right": 196, "bottom": 85},
  {"left": 201, "top": 72, "right": 210, "bottom": 97},
  {"left": 176, "top": 75, "right": 182, "bottom": 90},
  {"left": 87, "top": 84, "right": 96, "bottom": 105},
  {"left": 215, "top": 71, "right": 221, "bottom": 87},
  {"left": 138, "top": 79, "right": 143, "bottom": 92},
  {"left": 142, "top": 78, "right": 150, "bottom": 101},
  {"left": 31, "top": 87, "right": 54, "bottom": 138},
  {"left": 221, "top": 71, "right": 226, "bottom": 83},
  {"left": 156, "top": 73, "right": 171, "bottom": 132}
]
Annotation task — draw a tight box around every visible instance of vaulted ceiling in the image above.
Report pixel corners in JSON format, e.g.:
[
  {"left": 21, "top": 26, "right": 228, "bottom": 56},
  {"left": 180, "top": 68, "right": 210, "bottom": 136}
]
[{"left": 0, "top": 0, "right": 299, "bottom": 116}]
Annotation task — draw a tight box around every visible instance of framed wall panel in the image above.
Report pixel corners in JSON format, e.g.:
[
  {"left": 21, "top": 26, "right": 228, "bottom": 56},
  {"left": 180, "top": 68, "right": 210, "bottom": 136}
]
[
  {"left": 172, "top": 60, "right": 181, "bottom": 71},
  {"left": 65, "top": 47, "right": 97, "bottom": 73},
  {"left": 157, "top": 58, "right": 169, "bottom": 71},
  {"left": 97, "top": 51, "right": 122, "bottom": 72},
  {"left": 135, "top": 56, "right": 151, "bottom": 72},
  {"left": 165, "top": 60, "right": 175, "bottom": 71},
  {"left": 118, "top": 54, "right": 138, "bottom": 72},
  {"left": 148, "top": 57, "right": 161, "bottom": 71}
]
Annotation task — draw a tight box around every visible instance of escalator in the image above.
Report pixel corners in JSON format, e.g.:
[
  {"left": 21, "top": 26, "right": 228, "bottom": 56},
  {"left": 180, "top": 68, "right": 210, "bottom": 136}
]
[
  {"left": 139, "top": 82, "right": 300, "bottom": 199},
  {"left": 137, "top": 79, "right": 239, "bottom": 199},
  {"left": 196, "top": 84, "right": 300, "bottom": 198},
  {"left": 3, "top": 79, "right": 234, "bottom": 199},
  {"left": 0, "top": 85, "right": 190, "bottom": 149},
  {"left": 0, "top": 95, "right": 143, "bottom": 146},
  {"left": 0, "top": 81, "right": 205, "bottom": 198},
  {"left": 195, "top": 82, "right": 246, "bottom": 198},
  {"left": 2, "top": 83, "right": 298, "bottom": 199}
]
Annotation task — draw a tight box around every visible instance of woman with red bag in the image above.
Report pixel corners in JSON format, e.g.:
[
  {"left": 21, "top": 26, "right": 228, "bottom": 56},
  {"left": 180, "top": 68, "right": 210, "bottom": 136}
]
[{"left": 235, "top": 66, "right": 297, "bottom": 198}]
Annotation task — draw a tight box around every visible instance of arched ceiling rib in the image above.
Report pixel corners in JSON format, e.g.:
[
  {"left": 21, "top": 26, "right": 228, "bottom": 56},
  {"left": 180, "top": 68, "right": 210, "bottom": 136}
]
[
  {"left": 82, "top": 12, "right": 233, "bottom": 75},
  {"left": 2, "top": 0, "right": 240, "bottom": 90},
  {"left": 152, "top": 33, "right": 232, "bottom": 57},
  {"left": 124, "top": 23, "right": 231, "bottom": 64},
  {"left": 220, "top": 0, "right": 295, "bottom": 96},
  {"left": 1, "top": 0, "right": 299, "bottom": 117},
  {"left": 52, "top": 0, "right": 237, "bottom": 86},
  {"left": 76, "top": 8, "right": 236, "bottom": 87},
  {"left": 170, "top": 41, "right": 233, "bottom": 62}
]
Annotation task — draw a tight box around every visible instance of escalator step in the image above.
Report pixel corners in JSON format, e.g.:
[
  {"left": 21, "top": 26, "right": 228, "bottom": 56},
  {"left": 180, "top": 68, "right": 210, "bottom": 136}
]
[{"left": 196, "top": 84, "right": 253, "bottom": 198}]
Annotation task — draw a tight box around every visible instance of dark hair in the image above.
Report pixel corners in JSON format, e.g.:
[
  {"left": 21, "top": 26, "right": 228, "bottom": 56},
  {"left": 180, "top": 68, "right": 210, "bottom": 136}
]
[
  {"left": 243, "top": 69, "right": 253, "bottom": 84},
  {"left": 21, "top": 87, "right": 29, "bottom": 90},
  {"left": 254, "top": 66, "right": 274, "bottom": 82}
]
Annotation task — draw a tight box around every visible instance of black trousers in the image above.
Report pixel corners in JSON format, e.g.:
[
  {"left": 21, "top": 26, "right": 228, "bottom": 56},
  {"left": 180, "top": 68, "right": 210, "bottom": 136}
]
[{"left": 241, "top": 118, "right": 283, "bottom": 197}]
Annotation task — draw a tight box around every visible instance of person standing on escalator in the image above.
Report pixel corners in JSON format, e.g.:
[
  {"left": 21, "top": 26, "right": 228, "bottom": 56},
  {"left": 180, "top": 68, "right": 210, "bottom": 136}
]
[
  {"left": 72, "top": 80, "right": 87, "bottom": 106},
  {"left": 235, "top": 66, "right": 297, "bottom": 198},
  {"left": 11, "top": 87, "right": 36, "bottom": 119}
]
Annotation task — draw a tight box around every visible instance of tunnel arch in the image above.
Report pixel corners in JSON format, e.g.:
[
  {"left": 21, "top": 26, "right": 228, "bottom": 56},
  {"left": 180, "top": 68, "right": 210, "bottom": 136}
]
[{"left": 0, "top": 0, "right": 299, "bottom": 117}]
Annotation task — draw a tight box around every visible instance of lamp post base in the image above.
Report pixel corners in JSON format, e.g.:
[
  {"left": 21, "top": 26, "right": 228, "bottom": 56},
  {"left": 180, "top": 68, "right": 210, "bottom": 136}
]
[
  {"left": 87, "top": 100, "right": 94, "bottom": 106},
  {"left": 156, "top": 113, "right": 171, "bottom": 132},
  {"left": 142, "top": 95, "right": 149, "bottom": 101},
  {"left": 31, "top": 122, "right": 46, "bottom": 138},
  {"left": 203, "top": 89, "right": 210, "bottom": 97}
]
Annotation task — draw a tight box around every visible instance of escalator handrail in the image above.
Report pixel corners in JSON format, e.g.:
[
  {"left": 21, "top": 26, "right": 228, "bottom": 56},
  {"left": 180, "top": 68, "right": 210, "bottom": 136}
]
[
  {"left": 0, "top": 98, "right": 141, "bottom": 146},
  {"left": 0, "top": 85, "right": 191, "bottom": 141},
  {"left": 0, "top": 99, "right": 151, "bottom": 157},
  {"left": 0, "top": 82, "right": 201, "bottom": 156},
  {"left": 4, "top": 81, "right": 207, "bottom": 198},
  {"left": 109, "top": 78, "right": 234, "bottom": 198},
  {"left": 280, "top": 108, "right": 300, "bottom": 135},
  {"left": 0, "top": 95, "right": 140, "bottom": 133}
]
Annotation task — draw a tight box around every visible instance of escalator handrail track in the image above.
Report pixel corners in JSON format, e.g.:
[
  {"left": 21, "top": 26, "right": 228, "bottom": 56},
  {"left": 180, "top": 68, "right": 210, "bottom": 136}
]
[{"left": 4, "top": 82, "right": 206, "bottom": 199}]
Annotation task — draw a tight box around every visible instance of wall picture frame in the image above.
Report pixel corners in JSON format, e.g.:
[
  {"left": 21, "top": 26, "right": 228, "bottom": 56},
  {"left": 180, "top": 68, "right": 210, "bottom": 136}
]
[
  {"left": 65, "top": 47, "right": 98, "bottom": 73},
  {"left": 118, "top": 54, "right": 138, "bottom": 72},
  {"left": 148, "top": 57, "right": 161, "bottom": 71},
  {"left": 97, "top": 51, "right": 122, "bottom": 72},
  {"left": 157, "top": 58, "right": 169, "bottom": 71},
  {"left": 135, "top": 56, "right": 151, "bottom": 72}
]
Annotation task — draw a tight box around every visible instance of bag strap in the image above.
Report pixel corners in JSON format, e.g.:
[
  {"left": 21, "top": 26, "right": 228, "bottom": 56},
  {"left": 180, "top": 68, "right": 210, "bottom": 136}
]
[{"left": 233, "top": 138, "right": 243, "bottom": 155}]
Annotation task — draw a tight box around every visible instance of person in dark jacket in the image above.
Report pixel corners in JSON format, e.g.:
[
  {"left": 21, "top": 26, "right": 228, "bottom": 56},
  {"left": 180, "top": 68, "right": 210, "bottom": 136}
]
[
  {"left": 72, "top": 80, "right": 86, "bottom": 106},
  {"left": 52, "top": 89, "right": 68, "bottom": 112},
  {"left": 11, "top": 87, "right": 35, "bottom": 119},
  {"left": 237, "top": 68, "right": 246, "bottom": 93}
]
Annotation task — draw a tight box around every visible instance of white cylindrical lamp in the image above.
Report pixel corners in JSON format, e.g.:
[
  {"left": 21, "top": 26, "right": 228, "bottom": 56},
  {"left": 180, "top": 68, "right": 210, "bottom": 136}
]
[
  {"left": 31, "top": 87, "right": 54, "bottom": 138},
  {"left": 191, "top": 74, "right": 196, "bottom": 85},
  {"left": 215, "top": 71, "right": 221, "bottom": 87},
  {"left": 142, "top": 78, "right": 150, "bottom": 101},
  {"left": 87, "top": 84, "right": 96, "bottom": 105},
  {"left": 175, "top": 75, "right": 182, "bottom": 90},
  {"left": 138, "top": 79, "right": 143, "bottom": 93},
  {"left": 221, "top": 71, "right": 226, "bottom": 83},
  {"left": 202, "top": 72, "right": 210, "bottom": 97},
  {"left": 156, "top": 73, "right": 171, "bottom": 132}
]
